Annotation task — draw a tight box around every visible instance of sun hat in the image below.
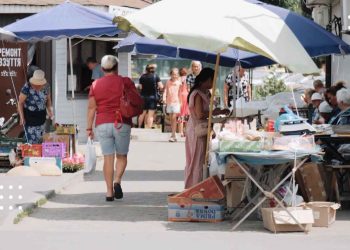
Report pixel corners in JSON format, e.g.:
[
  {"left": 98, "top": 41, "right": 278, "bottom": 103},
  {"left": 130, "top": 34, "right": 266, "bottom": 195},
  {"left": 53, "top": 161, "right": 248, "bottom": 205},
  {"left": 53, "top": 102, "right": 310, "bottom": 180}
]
[
  {"left": 29, "top": 69, "right": 47, "bottom": 86},
  {"left": 311, "top": 92, "right": 323, "bottom": 101},
  {"left": 319, "top": 101, "right": 333, "bottom": 113},
  {"left": 101, "top": 55, "right": 119, "bottom": 70}
]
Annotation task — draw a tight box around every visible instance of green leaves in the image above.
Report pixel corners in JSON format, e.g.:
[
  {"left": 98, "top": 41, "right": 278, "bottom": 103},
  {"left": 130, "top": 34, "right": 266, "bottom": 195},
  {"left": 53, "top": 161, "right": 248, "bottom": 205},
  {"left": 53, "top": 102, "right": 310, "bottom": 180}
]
[{"left": 254, "top": 74, "right": 290, "bottom": 99}]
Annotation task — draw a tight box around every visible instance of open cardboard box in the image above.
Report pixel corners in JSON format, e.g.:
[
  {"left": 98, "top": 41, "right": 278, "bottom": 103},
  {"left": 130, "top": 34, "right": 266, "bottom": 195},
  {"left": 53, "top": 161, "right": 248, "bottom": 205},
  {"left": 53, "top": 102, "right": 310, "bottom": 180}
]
[
  {"left": 261, "top": 207, "right": 314, "bottom": 233},
  {"left": 302, "top": 202, "right": 340, "bottom": 227}
]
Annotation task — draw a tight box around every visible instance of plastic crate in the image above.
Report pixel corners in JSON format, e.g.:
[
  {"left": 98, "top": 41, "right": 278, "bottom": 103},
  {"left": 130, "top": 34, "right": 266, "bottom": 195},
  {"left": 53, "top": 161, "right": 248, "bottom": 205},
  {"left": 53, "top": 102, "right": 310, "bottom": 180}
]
[
  {"left": 42, "top": 142, "right": 66, "bottom": 158},
  {"left": 21, "top": 144, "right": 42, "bottom": 157}
]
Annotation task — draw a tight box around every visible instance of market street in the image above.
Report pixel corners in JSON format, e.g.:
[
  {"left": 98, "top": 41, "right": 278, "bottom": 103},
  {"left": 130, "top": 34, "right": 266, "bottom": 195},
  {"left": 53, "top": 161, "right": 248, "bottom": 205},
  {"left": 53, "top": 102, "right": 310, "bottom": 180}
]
[{"left": 0, "top": 129, "right": 349, "bottom": 250}]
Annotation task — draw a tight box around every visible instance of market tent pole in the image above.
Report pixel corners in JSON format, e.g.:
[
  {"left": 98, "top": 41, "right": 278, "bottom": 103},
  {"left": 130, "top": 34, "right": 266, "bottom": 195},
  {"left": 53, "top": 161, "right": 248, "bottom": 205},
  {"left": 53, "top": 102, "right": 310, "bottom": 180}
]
[
  {"left": 68, "top": 37, "right": 77, "bottom": 151},
  {"left": 204, "top": 53, "right": 220, "bottom": 180}
]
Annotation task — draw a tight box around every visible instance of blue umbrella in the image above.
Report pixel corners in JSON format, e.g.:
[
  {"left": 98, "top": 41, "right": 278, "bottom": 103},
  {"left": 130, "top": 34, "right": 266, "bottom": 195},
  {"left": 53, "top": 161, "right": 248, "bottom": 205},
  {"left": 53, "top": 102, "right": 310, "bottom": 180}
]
[
  {"left": 4, "top": 1, "right": 119, "bottom": 41},
  {"left": 247, "top": 0, "right": 350, "bottom": 56},
  {"left": 116, "top": 33, "right": 275, "bottom": 68}
]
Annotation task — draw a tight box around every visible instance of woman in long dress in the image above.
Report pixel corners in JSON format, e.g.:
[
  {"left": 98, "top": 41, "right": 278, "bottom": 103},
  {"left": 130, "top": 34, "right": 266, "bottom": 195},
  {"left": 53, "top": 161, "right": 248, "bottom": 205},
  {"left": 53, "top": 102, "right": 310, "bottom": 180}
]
[{"left": 185, "top": 68, "right": 227, "bottom": 188}]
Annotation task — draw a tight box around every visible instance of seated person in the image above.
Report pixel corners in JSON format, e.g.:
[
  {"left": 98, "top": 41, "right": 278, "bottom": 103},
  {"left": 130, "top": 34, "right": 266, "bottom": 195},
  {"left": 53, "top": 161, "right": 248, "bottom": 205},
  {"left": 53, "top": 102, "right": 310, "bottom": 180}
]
[
  {"left": 311, "top": 93, "right": 323, "bottom": 124},
  {"left": 334, "top": 88, "right": 350, "bottom": 125},
  {"left": 326, "top": 82, "right": 346, "bottom": 124},
  {"left": 319, "top": 101, "right": 333, "bottom": 124}
]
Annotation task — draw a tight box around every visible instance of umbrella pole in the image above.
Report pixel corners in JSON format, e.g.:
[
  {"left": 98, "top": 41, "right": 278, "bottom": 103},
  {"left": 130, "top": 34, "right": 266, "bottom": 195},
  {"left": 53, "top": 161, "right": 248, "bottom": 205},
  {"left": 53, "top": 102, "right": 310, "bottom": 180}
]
[
  {"left": 203, "top": 53, "right": 220, "bottom": 180},
  {"left": 68, "top": 38, "right": 77, "bottom": 155}
]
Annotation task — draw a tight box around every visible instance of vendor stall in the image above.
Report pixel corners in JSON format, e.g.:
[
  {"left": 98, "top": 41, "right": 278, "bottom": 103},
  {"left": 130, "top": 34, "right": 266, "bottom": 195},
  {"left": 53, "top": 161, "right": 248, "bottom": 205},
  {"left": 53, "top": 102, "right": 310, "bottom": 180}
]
[{"left": 115, "top": 0, "right": 350, "bottom": 232}]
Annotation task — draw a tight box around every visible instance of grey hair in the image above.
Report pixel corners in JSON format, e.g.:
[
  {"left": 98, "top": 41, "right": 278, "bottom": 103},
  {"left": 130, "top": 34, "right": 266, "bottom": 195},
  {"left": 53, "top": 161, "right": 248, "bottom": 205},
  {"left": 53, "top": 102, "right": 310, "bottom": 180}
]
[
  {"left": 191, "top": 60, "right": 202, "bottom": 68},
  {"left": 337, "top": 88, "right": 350, "bottom": 105},
  {"left": 101, "top": 55, "right": 119, "bottom": 71}
]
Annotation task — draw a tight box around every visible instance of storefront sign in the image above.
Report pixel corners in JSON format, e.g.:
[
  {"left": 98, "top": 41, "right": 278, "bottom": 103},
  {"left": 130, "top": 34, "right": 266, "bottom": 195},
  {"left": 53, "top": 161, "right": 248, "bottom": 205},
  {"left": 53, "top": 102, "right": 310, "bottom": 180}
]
[
  {"left": 0, "top": 41, "right": 27, "bottom": 137},
  {"left": 108, "top": 5, "right": 137, "bottom": 17}
]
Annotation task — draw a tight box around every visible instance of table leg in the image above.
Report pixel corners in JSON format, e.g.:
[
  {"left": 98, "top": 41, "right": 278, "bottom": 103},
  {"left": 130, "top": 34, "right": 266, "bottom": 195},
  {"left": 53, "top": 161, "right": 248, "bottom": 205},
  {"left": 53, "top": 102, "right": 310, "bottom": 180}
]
[
  {"left": 230, "top": 157, "right": 309, "bottom": 231},
  {"left": 231, "top": 190, "right": 261, "bottom": 222}
]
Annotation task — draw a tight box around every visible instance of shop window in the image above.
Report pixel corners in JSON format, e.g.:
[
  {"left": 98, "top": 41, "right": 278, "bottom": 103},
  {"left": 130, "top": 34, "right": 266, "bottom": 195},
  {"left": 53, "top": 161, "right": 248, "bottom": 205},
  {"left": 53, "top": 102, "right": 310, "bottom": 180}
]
[{"left": 66, "top": 39, "right": 115, "bottom": 97}]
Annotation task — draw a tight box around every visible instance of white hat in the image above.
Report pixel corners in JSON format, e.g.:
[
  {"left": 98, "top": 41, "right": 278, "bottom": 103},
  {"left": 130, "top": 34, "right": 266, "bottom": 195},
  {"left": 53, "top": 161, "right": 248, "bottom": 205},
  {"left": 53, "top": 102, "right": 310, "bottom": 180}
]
[
  {"left": 29, "top": 69, "right": 47, "bottom": 86},
  {"left": 101, "top": 55, "right": 119, "bottom": 70},
  {"left": 311, "top": 92, "right": 322, "bottom": 101},
  {"left": 319, "top": 101, "right": 333, "bottom": 113}
]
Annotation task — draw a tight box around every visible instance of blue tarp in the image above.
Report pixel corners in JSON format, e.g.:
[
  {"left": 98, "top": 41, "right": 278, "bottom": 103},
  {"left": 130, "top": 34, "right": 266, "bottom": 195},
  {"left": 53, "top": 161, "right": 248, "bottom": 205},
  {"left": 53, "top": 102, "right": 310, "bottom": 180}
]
[
  {"left": 116, "top": 33, "right": 275, "bottom": 68},
  {"left": 247, "top": 0, "right": 350, "bottom": 56},
  {"left": 4, "top": 1, "right": 119, "bottom": 41}
]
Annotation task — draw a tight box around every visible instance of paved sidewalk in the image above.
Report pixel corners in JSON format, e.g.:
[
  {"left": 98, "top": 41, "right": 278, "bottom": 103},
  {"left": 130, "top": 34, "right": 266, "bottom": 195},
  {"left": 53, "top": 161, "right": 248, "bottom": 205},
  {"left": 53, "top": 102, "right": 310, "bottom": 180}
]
[
  {"left": 0, "top": 171, "right": 83, "bottom": 225},
  {"left": 0, "top": 129, "right": 349, "bottom": 250}
]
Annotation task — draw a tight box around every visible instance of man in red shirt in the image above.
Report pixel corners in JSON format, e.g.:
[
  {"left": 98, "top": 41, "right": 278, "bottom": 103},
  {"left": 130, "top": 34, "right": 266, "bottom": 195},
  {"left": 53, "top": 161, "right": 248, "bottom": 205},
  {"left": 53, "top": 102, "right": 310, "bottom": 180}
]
[{"left": 87, "top": 55, "right": 136, "bottom": 201}]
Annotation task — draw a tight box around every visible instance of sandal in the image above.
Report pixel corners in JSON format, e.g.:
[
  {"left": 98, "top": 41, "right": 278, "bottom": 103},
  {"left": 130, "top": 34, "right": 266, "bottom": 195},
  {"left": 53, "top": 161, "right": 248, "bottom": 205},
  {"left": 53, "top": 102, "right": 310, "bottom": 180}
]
[
  {"left": 106, "top": 196, "right": 114, "bottom": 202},
  {"left": 169, "top": 137, "right": 177, "bottom": 142},
  {"left": 114, "top": 183, "right": 123, "bottom": 199}
]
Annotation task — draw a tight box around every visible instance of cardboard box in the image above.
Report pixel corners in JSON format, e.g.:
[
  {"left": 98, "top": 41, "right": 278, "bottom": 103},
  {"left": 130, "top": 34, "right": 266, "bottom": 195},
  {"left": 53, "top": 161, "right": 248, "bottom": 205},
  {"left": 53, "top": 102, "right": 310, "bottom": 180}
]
[
  {"left": 261, "top": 207, "right": 314, "bottom": 233},
  {"left": 303, "top": 202, "right": 340, "bottom": 227},
  {"left": 43, "top": 133, "right": 70, "bottom": 156},
  {"left": 225, "top": 180, "right": 246, "bottom": 208},
  {"left": 175, "top": 176, "right": 225, "bottom": 200},
  {"left": 296, "top": 163, "right": 327, "bottom": 202},
  {"left": 225, "top": 157, "right": 246, "bottom": 179},
  {"left": 168, "top": 194, "right": 224, "bottom": 223}
]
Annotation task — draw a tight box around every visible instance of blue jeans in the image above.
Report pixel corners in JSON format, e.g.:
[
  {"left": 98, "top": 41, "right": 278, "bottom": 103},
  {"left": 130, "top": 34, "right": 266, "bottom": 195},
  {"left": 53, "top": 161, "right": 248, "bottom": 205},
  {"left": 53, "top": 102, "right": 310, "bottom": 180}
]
[{"left": 96, "top": 123, "right": 131, "bottom": 155}]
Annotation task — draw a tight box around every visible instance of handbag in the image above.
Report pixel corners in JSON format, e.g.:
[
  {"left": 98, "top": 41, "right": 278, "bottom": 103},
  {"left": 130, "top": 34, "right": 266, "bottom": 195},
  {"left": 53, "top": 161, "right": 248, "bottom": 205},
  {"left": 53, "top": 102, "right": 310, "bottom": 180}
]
[
  {"left": 195, "top": 120, "right": 208, "bottom": 137},
  {"left": 119, "top": 77, "right": 144, "bottom": 119}
]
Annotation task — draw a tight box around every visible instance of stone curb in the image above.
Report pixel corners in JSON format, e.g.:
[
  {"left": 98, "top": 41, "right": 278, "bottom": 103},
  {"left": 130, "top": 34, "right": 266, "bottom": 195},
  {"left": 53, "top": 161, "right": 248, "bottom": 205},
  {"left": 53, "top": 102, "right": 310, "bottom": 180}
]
[{"left": 5, "top": 170, "right": 84, "bottom": 225}]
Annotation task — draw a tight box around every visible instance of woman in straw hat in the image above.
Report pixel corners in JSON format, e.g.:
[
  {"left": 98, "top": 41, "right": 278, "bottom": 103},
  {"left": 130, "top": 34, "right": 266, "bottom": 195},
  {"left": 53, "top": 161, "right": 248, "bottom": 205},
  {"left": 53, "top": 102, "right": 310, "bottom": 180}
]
[{"left": 18, "top": 69, "right": 53, "bottom": 144}]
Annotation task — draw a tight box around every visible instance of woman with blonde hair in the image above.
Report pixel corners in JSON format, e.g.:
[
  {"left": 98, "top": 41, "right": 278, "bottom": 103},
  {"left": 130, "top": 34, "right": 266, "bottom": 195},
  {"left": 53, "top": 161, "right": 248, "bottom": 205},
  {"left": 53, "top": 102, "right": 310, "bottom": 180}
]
[{"left": 163, "top": 68, "right": 182, "bottom": 142}]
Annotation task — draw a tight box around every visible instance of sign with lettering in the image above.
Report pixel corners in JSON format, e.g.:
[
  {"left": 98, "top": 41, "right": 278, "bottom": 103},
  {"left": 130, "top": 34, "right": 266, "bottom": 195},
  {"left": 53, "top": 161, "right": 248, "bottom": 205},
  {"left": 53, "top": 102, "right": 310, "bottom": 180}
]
[
  {"left": 108, "top": 5, "right": 137, "bottom": 17},
  {"left": 0, "top": 42, "right": 27, "bottom": 137}
]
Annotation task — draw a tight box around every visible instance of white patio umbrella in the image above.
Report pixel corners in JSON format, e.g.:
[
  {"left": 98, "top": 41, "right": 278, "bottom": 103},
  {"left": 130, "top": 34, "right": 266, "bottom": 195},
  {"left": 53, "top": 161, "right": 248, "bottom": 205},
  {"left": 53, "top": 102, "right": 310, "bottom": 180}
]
[
  {"left": 115, "top": 0, "right": 319, "bottom": 74},
  {"left": 115, "top": 0, "right": 320, "bottom": 176}
]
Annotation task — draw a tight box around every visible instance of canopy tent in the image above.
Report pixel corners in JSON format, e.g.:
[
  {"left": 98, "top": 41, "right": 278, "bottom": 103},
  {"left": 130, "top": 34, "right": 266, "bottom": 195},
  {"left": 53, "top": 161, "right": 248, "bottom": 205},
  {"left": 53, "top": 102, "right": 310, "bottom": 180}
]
[
  {"left": 116, "top": 33, "right": 275, "bottom": 68},
  {"left": 0, "top": 28, "right": 17, "bottom": 41},
  {"left": 4, "top": 0, "right": 120, "bottom": 144},
  {"left": 4, "top": 1, "right": 119, "bottom": 41}
]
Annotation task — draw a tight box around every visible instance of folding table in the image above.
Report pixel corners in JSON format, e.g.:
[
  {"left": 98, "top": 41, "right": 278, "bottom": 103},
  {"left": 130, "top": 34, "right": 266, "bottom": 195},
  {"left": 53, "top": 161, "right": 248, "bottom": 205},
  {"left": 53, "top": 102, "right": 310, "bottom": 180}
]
[{"left": 219, "top": 150, "right": 317, "bottom": 231}]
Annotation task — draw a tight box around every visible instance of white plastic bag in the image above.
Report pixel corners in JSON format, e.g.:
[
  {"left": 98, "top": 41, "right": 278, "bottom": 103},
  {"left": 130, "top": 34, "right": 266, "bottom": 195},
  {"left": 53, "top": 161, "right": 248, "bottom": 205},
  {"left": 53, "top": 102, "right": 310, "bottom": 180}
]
[{"left": 84, "top": 138, "right": 96, "bottom": 174}]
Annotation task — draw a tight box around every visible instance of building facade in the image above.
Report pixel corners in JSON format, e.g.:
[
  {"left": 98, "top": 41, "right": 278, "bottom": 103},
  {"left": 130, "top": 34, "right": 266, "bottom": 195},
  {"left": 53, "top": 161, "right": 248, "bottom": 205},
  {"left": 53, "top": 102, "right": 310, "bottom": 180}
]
[{"left": 0, "top": 0, "right": 150, "bottom": 142}]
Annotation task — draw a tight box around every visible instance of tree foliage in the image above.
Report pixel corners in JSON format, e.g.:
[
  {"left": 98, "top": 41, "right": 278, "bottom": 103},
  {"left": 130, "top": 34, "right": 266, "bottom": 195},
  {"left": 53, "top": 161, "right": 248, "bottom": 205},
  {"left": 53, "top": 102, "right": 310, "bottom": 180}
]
[
  {"left": 260, "top": 0, "right": 301, "bottom": 13},
  {"left": 254, "top": 74, "right": 290, "bottom": 99}
]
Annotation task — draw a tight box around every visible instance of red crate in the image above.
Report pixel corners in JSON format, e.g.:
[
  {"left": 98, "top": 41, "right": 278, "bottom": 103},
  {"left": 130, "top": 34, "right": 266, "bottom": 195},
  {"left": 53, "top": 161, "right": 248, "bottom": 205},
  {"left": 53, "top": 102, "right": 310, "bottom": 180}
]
[
  {"left": 42, "top": 142, "right": 66, "bottom": 158},
  {"left": 21, "top": 144, "right": 42, "bottom": 157}
]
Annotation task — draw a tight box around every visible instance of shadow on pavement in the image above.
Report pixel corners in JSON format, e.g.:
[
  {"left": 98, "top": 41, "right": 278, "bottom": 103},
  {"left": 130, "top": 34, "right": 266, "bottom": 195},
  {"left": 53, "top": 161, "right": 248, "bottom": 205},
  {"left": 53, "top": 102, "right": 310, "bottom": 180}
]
[
  {"left": 84, "top": 170, "right": 184, "bottom": 182},
  {"left": 43, "top": 192, "right": 170, "bottom": 206},
  {"left": 165, "top": 220, "right": 266, "bottom": 233},
  {"left": 29, "top": 192, "right": 170, "bottom": 222}
]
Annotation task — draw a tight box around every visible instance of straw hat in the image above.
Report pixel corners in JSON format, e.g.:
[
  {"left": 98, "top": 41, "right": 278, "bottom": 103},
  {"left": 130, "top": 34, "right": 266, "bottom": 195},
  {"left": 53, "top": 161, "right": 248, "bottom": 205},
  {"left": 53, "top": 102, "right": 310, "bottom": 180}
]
[{"left": 29, "top": 69, "right": 47, "bottom": 86}]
